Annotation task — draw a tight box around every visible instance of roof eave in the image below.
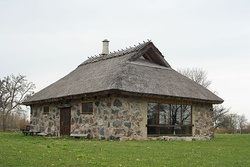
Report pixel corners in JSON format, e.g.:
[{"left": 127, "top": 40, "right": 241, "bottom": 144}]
[{"left": 22, "top": 89, "right": 223, "bottom": 105}]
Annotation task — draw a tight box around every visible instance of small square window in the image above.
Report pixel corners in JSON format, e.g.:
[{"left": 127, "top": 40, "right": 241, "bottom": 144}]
[
  {"left": 82, "top": 102, "right": 93, "bottom": 114},
  {"left": 44, "top": 106, "right": 49, "bottom": 114}
]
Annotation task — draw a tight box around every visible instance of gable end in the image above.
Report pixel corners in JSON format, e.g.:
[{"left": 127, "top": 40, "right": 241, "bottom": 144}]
[{"left": 129, "top": 43, "right": 171, "bottom": 68}]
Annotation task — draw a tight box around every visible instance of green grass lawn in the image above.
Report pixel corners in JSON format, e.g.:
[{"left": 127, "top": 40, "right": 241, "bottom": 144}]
[{"left": 0, "top": 133, "right": 249, "bottom": 167}]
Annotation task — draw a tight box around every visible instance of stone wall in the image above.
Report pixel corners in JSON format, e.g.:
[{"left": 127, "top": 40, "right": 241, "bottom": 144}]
[
  {"left": 192, "top": 103, "right": 214, "bottom": 138},
  {"left": 30, "top": 97, "right": 215, "bottom": 140},
  {"left": 71, "top": 97, "right": 147, "bottom": 140},
  {"left": 30, "top": 103, "right": 60, "bottom": 136}
]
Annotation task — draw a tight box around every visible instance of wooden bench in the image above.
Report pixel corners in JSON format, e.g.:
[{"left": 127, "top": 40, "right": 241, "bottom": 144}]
[
  {"left": 37, "top": 132, "right": 51, "bottom": 136},
  {"left": 70, "top": 133, "right": 89, "bottom": 138}
]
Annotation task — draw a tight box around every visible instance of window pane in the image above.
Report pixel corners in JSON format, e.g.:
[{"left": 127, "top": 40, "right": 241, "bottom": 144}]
[
  {"left": 171, "top": 104, "right": 181, "bottom": 125},
  {"left": 44, "top": 106, "right": 49, "bottom": 114},
  {"left": 159, "top": 104, "right": 170, "bottom": 124},
  {"left": 82, "top": 102, "right": 93, "bottom": 113},
  {"left": 182, "top": 105, "right": 191, "bottom": 125},
  {"left": 147, "top": 103, "right": 158, "bottom": 135},
  {"left": 147, "top": 103, "right": 158, "bottom": 125}
]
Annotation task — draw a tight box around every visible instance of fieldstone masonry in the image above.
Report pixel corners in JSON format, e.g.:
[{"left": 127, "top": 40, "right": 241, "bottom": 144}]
[
  {"left": 193, "top": 103, "right": 214, "bottom": 138},
  {"left": 70, "top": 97, "right": 147, "bottom": 140},
  {"left": 30, "top": 96, "right": 214, "bottom": 140},
  {"left": 30, "top": 103, "right": 60, "bottom": 136}
]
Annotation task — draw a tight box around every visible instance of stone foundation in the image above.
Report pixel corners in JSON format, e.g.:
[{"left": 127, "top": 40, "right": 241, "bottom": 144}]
[{"left": 147, "top": 136, "right": 212, "bottom": 141}]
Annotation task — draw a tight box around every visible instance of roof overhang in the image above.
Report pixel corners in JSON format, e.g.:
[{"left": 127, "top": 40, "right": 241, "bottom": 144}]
[{"left": 22, "top": 89, "right": 223, "bottom": 106}]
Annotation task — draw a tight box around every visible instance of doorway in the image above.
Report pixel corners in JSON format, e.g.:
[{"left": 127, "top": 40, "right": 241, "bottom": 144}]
[{"left": 60, "top": 107, "right": 71, "bottom": 136}]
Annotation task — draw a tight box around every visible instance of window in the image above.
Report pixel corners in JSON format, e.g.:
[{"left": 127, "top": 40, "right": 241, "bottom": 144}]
[
  {"left": 147, "top": 103, "right": 192, "bottom": 136},
  {"left": 43, "top": 106, "right": 49, "bottom": 114},
  {"left": 82, "top": 102, "right": 93, "bottom": 114},
  {"left": 159, "top": 104, "right": 170, "bottom": 124}
]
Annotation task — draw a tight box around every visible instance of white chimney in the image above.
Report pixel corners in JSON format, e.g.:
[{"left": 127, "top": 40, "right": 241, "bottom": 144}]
[{"left": 102, "top": 39, "right": 109, "bottom": 55}]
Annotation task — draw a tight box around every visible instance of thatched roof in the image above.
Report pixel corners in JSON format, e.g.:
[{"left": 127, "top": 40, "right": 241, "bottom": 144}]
[{"left": 23, "top": 41, "right": 223, "bottom": 105}]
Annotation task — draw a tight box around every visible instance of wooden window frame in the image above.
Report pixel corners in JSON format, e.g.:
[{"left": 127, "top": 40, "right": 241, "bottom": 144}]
[
  {"left": 82, "top": 102, "right": 93, "bottom": 114},
  {"left": 43, "top": 106, "right": 49, "bottom": 115}
]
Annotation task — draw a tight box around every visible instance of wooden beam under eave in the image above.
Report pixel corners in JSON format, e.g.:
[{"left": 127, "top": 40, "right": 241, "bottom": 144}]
[
  {"left": 149, "top": 49, "right": 170, "bottom": 67},
  {"left": 145, "top": 48, "right": 163, "bottom": 66},
  {"left": 144, "top": 52, "right": 153, "bottom": 61}
]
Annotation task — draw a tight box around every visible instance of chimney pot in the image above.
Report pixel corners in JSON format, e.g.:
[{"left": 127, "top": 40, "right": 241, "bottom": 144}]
[{"left": 102, "top": 39, "right": 109, "bottom": 55}]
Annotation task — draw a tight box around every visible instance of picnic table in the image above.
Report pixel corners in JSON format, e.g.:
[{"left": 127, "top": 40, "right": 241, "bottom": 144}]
[{"left": 22, "top": 125, "right": 41, "bottom": 136}]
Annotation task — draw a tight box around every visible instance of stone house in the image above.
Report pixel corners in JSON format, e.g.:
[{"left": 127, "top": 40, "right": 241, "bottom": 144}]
[{"left": 23, "top": 40, "right": 223, "bottom": 140}]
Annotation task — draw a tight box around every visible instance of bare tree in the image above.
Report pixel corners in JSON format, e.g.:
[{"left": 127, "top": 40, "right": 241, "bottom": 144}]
[
  {"left": 245, "top": 123, "right": 250, "bottom": 133},
  {"left": 0, "top": 74, "right": 35, "bottom": 131},
  {"left": 219, "top": 113, "right": 238, "bottom": 133},
  {"left": 237, "top": 114, "right": 248, "bottom": 134},
  {"left": 213, "top": 105, "right": 230, "bottom": 130},
  {"left": 178, "top": 67, "right": 229, "bottom": 131},
  {"left": 177, "top": 68, "right": 212, "bottom": 88}
]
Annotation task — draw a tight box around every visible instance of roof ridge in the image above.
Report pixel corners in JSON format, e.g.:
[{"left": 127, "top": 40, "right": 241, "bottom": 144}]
[{"left": 78, "top": 40, "right": 152, "bottom": 66}]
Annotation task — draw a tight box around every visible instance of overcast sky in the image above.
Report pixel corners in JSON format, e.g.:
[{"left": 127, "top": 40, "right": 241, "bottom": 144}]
[{"left": 1, "top": 0, "right": 250, "bottom": 120}]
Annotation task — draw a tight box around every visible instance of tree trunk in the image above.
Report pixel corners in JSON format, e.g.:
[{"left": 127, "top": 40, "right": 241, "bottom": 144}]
[{"left": 2, "top": 114, "right": 6, "bottom": 132}]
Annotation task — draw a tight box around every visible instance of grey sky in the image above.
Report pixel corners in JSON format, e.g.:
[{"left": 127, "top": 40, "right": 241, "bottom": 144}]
[{"left": 1, "top": 0, "right": 250, "bottom": 120}]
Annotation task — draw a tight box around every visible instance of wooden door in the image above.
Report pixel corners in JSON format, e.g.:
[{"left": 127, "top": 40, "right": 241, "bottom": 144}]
[{"left": 60, "top": 107, "right": 71, "bottom": 136}]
